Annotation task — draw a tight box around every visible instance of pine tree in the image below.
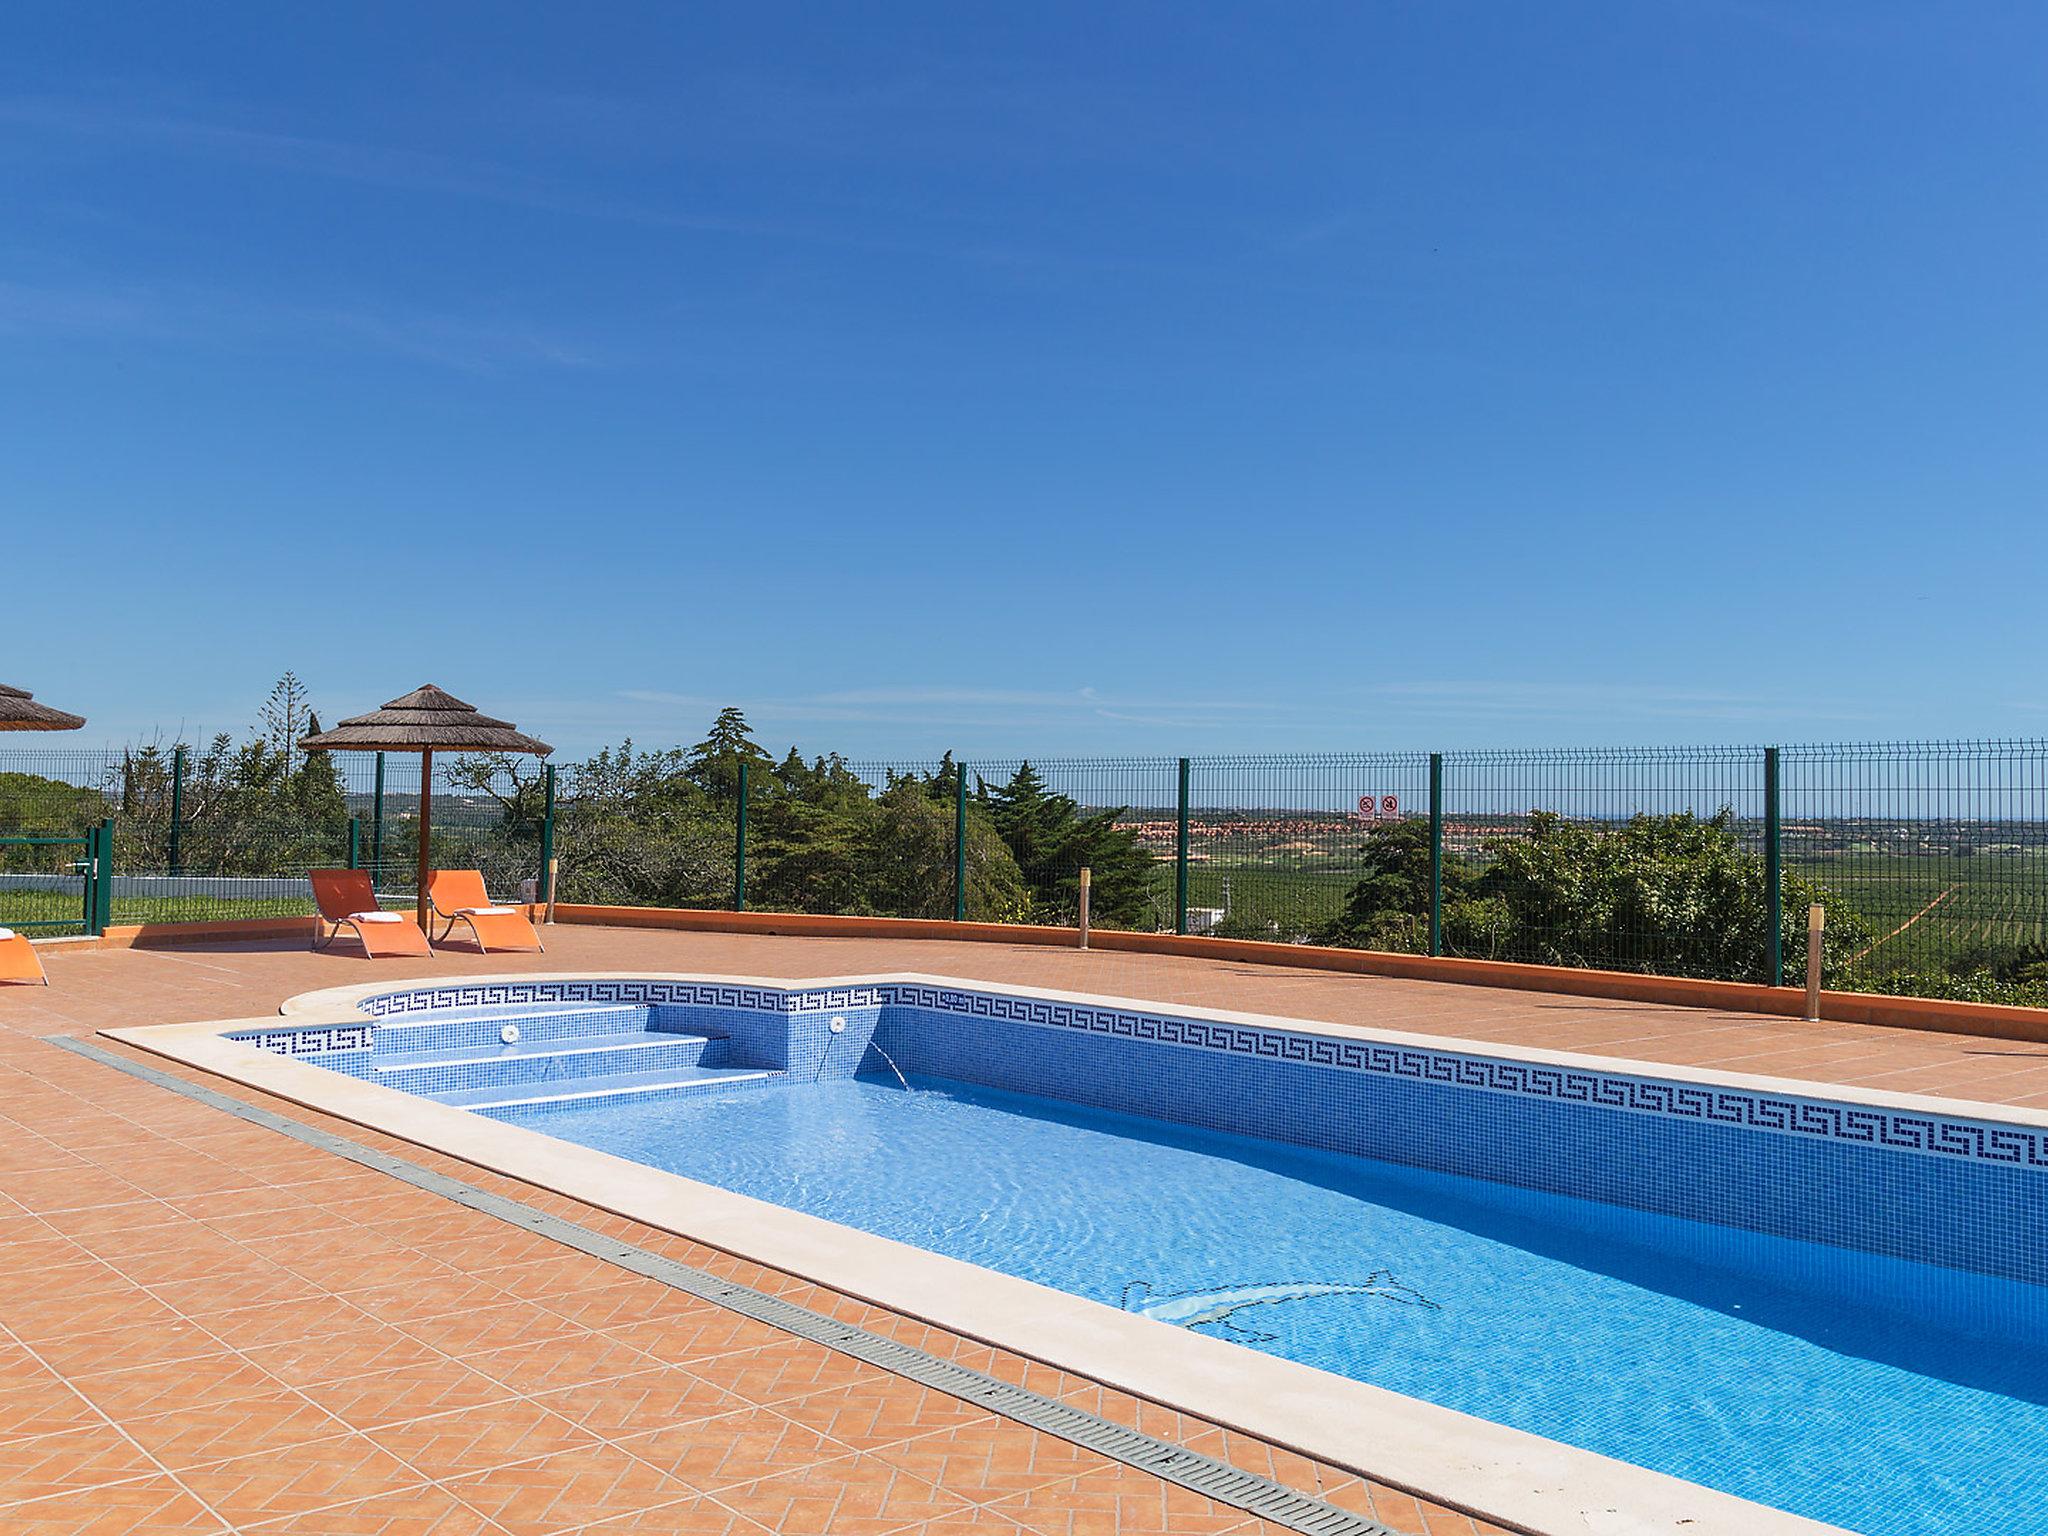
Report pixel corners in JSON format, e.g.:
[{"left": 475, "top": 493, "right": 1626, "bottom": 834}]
[
  {"left": 685, "top": 708, "right": 776, "bottom": 802},
  {"left": 979, "top": 762, "right": 1156, "bottom": 925},
  {"left": 293, "top": 715, "right": 349, "bottom": 828},
  {"left": 259, "top": 672, "right": 313, "bottom": 775}
]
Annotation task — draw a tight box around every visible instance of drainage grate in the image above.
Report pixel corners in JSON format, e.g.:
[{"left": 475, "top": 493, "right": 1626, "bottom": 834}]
[{"left": 49, "top": 1036, "right": 1405, "bottom": 1536}]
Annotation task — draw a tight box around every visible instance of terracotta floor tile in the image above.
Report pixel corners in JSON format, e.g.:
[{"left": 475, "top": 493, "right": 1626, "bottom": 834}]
[
  {"left": 175, "top": 1432, "right": 428, "bottom": 1525},
  {"left": 529, "top": 1365, "right": 747, "bottom": 1439},
  {"left": 191, "top": 1293, "right": 377, "bottom": 1351},
  {"left": 172, "top": 1183, "right": 346, "bottom": 1226},
  {"left": 70, "top": 1349, "right": 286, "bottom": 1421},
  {"left": 709, "top": 1456, "right": 981, "bottom": 1535},
  {"left": 35, "top": 1203, "right": 192, "bottom": 1253},
  {"left": 0, "top": 1283, "right": 186, "bottom": 1343},
  {"left": 486, "top": 1251, "right": 635, "bottom": 1298},
  {"left": 149, "top": 1265, "right": 334, "bottom": 1320},
  {"left": 365, "top": 1397, "right": 601, "bottom": 1481},
  {"left": 613, "top": 1404, "right": 846, "bottom": 1490},
  {"left": 299, "top": 1356, "right": 518, "bottom": 1431},
  {"left": 95, "top": 1237, "right": 279, "bottom": 1290},
  {"left": 439, "top": 1439, "right": 716, "bottom": 1536},
  {"left": 0, "top": 1374, "right": 105, "bottom": 1444},
  {"left": 464, "top": 1329, "right": 658, "bottom": 1396},
  {"left": 869, "top": 1416, "right": 1115, "bottom": 1501},
  {"left": 570, "top": 1494, "right": 772, "bottom": 1534},
  {"left": 397, "top": 1299, "right": 588, "bottom": 1358},
  {"left": 2, "top": 1165, "right": 151, "bottom": 1214},
  {"left": 765, "top": 1376, "right": 997, "bottom": 1453},
  {"left": 0, "top": 1473, "right": 230, "bottom": 1534},
  {"left": 989, "top": 1465, "right": 1276, "bottom": 1534},
  {"left": 0, "top": 1421, "right": 163, "bottom": 1503},
  {"left": 0, "top": 1234, "right": 95, "bottom": 1280},
  {"left": 344, "top": 1273, "right": 521, "bottom": 1326},
  {"left": 122, "top": 1386, "right": 351, "bottom": 1470},
  {"left": 31, "top": 1316, "right": 224, "bottom": 1379},
  {"left": 251, "top": 1482, "right": 510, "bottom": 1534},
  {"left": 673, "top": 1335, "right": 895, "bottom": 1409},
  {"left": 600, "top": 1307, "right": 792, "bottom": 1368},
  {"left": 526, "top": 1277, "right": 712, "bottom": 1334}
]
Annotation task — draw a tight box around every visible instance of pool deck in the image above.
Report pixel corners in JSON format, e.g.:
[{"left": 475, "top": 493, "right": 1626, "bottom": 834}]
[{"left": 3, "top": 929, "right": 2038, "bottom": 1535}]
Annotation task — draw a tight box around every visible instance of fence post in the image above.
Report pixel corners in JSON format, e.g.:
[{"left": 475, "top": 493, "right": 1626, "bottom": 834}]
[
  {"left": 1175, "top": 757, "right": 1191, "bottom": 935},
  {"left": 1428, "top": 752, "right": 1444, "bottom": 957},
  {"left": 733, "top": 761, "right": 748, "bottom": 912},
  {"left": 953, "top": 759, "right": 968, "bottom": 922},
  {"left": 1765, "top": 746, "right": 1783, "bottom": 987},
  {"left": 371, "top": 752, "right": 386, "bottom": 872},
  {"left": 78, "top": 830, "right": 97, "bottom": 937},
  {"left": 539, "top": 763, "right": 556, "bottom": 906},
  {"left": 169, "top": 744, "right": 185, "bottom": 876},
  {"left": 93, "top": 819, "right": 114, "bottom": 935},
  {"left": 347, "top": 817, "right": 362, "bottom": 871}
]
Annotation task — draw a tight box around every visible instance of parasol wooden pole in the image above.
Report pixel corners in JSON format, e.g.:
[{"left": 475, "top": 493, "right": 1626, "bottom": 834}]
[{"left": 416, "top": 747, "right": 434, "bottom": 934}]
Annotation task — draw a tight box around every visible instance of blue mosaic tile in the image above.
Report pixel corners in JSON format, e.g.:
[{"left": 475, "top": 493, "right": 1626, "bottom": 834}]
[{"left": 246, "top": 975, "right": 2048, "bottom": 1286}]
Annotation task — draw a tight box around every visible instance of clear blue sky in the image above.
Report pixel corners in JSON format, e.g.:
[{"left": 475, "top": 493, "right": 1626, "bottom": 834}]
[{"left": 5, "top": 3, "right": 2044, "bottom": 762}]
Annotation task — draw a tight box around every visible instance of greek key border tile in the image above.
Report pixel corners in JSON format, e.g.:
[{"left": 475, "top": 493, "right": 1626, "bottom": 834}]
[
  {"left": 887, "top": 983, "right": 2048, "bottom": 1173},
  {"left": 329, "top": 978, "right": 2048, "bottom": 1173}
]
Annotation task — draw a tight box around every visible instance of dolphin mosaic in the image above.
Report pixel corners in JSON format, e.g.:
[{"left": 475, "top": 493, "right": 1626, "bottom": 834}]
[{"left": 1119, "top": 1274, "right": 1438, "bottom": 1342}]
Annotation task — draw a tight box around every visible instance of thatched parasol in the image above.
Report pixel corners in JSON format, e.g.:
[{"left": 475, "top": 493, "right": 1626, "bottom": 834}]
[
  {"left": 301, "top": 685, "right": 551, "bottom": 930},
  {"left": 0, "top": 684, "right": 86, "bottom": 733}
]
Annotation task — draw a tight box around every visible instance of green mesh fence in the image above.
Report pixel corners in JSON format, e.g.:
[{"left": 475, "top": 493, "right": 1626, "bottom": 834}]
[
  {"left": 0, "top": 745, "right": 555, "bottom": 933},
  {"left": 1781, "top": 741, "right": 2048, "bottom": 1002},
  {"left": 1437, "top": 747, "right": 1772, "bottom": 979},
  {"left": 4, "top": 737, "right": 2046, "bottom": 1000}
]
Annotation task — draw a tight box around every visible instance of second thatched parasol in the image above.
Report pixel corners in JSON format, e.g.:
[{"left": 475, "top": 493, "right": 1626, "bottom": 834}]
[
  {"left": 301, "top": 685, "right": 551, "bottom": 932},
  {"left": 0, "top": 685, "right": 86, "bottom": 733}
]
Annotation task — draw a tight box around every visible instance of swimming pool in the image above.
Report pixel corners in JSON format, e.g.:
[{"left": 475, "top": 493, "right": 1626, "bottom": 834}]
[{"left": 199, "top": 974, "right": 2048, "bottom": 1535}]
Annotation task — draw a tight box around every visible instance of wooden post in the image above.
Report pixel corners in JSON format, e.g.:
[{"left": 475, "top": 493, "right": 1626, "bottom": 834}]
[
  {"left": 1078, "top": 866, "right": 1091, "bottom": 949},
  {"left": 1805, "top": 903, "right": 1825, "bottom": 1021},
  {"left": 415, "top": 747, "right": 434, "bottom": 934}
]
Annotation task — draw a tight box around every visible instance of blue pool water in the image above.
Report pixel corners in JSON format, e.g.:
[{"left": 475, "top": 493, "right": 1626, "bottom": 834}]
[{"left": 504, "top": 1071, "right": 2048, "bottom": 1536}]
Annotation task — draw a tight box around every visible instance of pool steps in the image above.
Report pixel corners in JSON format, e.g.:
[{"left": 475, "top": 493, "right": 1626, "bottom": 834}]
[
  {"left": 441, "top": 1064, "right": 778, "bottom": 1113},
  {"left": 371, "top": 1030, "right": 730, "bottom": 1098},
  {"left": 301, "top": 1001, "right": 785, "bottom": 1114}
]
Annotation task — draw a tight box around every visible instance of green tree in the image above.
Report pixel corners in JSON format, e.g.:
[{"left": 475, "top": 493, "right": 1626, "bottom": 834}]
[
  {"left": 686, "top": 708, "right": 775, "bottom": 803},
  {"left": 549, "top": 741, "right": 730, "bottom": 907},
  {"left": 1470, "top": 810, "right": 1871, "bottom": 982},
  {"left": 860, "top": 778, "right": 1030, "bottom": 921},
  {"left": 978, "top": 762, "right": 1157, "bottom": 925},
  {"left": 0, "top": 772, "right": 105, "bottom": 873},
  {"left": 291, "top": 718, "right": 350, "bottom": 830},
  {"left": 1319, "top": 818, "right": 1468, "bottom": 951}
]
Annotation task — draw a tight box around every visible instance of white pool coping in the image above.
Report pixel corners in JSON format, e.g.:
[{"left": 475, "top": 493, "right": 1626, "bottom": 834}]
[{"left": 103, "top": 967, "right": 2020, "bottom": 1536}]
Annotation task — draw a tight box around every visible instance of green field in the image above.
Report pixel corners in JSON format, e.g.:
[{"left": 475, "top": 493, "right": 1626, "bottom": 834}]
[{"left": 1791, "top": 852, "right": 2048, "bottom": 976}]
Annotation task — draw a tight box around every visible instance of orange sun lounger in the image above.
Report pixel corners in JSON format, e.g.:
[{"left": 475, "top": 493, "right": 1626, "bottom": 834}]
[
  {"left": 426, "top": 869, "right": 543, "bottom": 952},
  {"left": 0, "top": 928, "right": 48, "bottom": 985},
  {"left": 310, "top": 869, "right": 432, "bottom": 958}
]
